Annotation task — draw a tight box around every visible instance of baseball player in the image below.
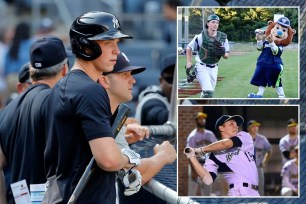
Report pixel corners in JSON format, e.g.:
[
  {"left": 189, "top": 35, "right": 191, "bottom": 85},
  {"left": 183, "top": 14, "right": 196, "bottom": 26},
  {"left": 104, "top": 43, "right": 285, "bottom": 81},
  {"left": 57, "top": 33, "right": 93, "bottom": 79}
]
[
  {"left": 99, "top": 52, "right": 177, "bottom": 201},
  {"left": 186, "top": 14, "right": 229, "bottom": 98},
  {"left": 0, "top": 36, "right": 68, "bottom": 204},
  {"left": 280, "top": 145, "right": 298, "bottom": 196},
  {"left": 184, "top": 115, "right": 260, "bottom": 196},
  {"left": 43, "top": 12, "right": 140, "bottom": 204},
  {"left": 186, "top": 112, "right": 217, "bottom": 196},
  {"left": 247, "top": 120, "right": 272, "bottom": 196},
  {"left": 279, "top": 118, "right": 298, "bottom": 164}
]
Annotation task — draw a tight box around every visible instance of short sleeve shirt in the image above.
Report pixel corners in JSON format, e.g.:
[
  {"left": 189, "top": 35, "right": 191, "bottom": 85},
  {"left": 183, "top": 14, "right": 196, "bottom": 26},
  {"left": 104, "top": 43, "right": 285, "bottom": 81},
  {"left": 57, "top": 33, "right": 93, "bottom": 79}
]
[
  {"left": 253, "top": 134, "right": 272, "bottom": 167},
  {"left": 44, "top": 70, "right": 114, "bottom": 204},
  {"left": 186, "top": 129, "right": 217, "bottom": 148}
]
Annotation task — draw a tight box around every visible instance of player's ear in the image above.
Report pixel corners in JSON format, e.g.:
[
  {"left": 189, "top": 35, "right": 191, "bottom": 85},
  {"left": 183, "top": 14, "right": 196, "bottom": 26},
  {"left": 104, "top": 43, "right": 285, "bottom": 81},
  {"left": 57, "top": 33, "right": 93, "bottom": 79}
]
[{"left": 98, "top": 75, "right": 109, "bottom": 88}]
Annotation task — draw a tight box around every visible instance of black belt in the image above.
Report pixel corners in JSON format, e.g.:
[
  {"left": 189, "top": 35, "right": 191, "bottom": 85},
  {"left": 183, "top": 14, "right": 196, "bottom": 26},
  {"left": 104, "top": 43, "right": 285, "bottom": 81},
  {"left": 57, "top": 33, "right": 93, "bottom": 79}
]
[
  {"left": 199, "top": 63, "right": 217, "bottom": 68},
  {"left": 229, "top": 183, "right": 259, "bottom": 191}
]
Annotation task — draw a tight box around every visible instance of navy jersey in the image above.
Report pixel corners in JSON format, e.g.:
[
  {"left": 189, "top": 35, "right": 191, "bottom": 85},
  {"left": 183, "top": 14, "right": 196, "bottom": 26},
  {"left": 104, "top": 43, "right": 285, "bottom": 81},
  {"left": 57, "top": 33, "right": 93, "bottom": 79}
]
[
  {"left": 257, "top": 41, "right": 283, "bottom": 65},
  {"left": 0, "top": 84, "right": 50, "bottom": 204},
  {"left": 43, "top": 70, "right": 114, "bottom": 204}
]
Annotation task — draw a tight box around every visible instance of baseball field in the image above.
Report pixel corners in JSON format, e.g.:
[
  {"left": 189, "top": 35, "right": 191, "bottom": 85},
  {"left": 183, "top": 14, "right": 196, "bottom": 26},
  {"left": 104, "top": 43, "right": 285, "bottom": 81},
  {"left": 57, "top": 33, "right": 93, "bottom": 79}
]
[{"left": 178, "top": 45, "right": 299, "bottom": 99}]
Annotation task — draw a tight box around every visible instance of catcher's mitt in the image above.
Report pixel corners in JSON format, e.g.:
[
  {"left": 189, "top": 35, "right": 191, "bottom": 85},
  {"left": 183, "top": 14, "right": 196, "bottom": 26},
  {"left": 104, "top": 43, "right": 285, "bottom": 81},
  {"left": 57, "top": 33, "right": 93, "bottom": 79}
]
[
  {"left": 212, "top": 40, "right": 225, "bottom": 57},
  {"left": 185, "top": 64, "right": 196, "bottom": 83}
]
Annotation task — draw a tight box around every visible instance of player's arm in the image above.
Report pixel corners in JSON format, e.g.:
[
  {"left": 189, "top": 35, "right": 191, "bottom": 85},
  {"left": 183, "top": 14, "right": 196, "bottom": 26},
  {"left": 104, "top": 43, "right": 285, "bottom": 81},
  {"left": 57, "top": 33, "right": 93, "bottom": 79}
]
[
  {"left": 222, "top": 39, "right": 230, "bottom": 59},
  {"left": 185, "top": 136, "right": 242, "bottom": 156},
  {"left": 136, "top": 141, "right": 176, "bottom": 184},
  {"left": 262, "top": 150, "right": 272, "bottom": 167},
  {"left": 89, "top": 137, "right": 136, "bottom": 171},
  {"left": 188, "top": 156, "right": 214, "bottom": 185},
  {"left": 186, "top": 48, "right": 193, "bottom": 68},
  {"left": 0, "top": 145, "right": 7, "bottom": 204}
]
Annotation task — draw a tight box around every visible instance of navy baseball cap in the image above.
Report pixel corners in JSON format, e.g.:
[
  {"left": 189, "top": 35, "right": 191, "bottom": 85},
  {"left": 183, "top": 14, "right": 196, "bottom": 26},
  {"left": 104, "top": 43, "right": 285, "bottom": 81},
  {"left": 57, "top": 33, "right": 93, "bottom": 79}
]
[
  {"left": 215, "top": 115, "right": 244, "bottom": 132},
  {"left": 287, "top": 118, "right": 298, "bottom": 127},
  {"left": 277, "top": 17, "right": 290, "bottom": 27},
  {"left": 30, "top": 36, "right": 67, "bottom": 69},
  {"left": 103, "top": 52, "right": 146, "bottom": 75},
  {"left": 18, "top": 62, "right": 31, "bottom": 83},
  {"left": 247, "top": 120, "right": 260, "bottom": 127}
]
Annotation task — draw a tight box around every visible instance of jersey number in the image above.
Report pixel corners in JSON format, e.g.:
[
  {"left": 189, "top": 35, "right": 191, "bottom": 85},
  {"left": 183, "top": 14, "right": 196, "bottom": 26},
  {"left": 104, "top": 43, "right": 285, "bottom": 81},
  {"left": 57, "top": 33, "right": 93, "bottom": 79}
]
[{"left": 245, "top": 152, "right": 255, "bottom": 162}]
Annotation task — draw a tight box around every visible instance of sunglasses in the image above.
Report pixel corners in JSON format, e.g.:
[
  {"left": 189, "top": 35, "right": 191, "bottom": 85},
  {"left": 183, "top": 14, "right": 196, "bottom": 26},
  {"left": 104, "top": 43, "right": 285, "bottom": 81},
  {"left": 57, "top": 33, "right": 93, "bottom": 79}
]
[{"left": 162, "top": 76, "right": 173, "bottom": 84}]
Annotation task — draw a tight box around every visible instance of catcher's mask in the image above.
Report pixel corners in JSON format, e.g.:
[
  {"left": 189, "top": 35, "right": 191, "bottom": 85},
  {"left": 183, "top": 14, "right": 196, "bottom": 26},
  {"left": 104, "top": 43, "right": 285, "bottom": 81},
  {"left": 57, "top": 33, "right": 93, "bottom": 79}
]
[{"left": 70, "top": 11, "right": 133, "bottom": 61}]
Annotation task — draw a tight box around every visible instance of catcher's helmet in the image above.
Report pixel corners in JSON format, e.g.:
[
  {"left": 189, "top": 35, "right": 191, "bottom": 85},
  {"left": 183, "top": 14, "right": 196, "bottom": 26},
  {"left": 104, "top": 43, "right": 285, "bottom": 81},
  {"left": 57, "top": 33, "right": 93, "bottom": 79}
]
[
  {"left": 207, "top": 14, "right": 220, "bottom": 22},
  {"left": 70, "top": 11, "right": 132, "bottom": 61}
]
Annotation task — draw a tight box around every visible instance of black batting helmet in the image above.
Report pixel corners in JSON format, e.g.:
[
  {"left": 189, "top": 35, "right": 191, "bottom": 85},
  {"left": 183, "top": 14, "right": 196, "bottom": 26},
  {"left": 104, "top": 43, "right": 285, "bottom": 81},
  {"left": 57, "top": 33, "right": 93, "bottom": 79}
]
[{"left": 70, "top": 11, "right": 132, "bottom": 61}]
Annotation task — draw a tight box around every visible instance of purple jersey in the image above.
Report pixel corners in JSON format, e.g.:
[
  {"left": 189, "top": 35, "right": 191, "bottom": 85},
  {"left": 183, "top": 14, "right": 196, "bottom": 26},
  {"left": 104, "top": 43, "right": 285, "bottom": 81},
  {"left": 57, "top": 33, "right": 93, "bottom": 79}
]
[
  {"left": 204, "top": 131, "right": 259, "bottom": 195},
  {"left": 253, "top": 134, "right": 272, "bottom": 167},
  {"left": 186, "top": 128, "right": 217, "bottom": 148},
  {"left": 281, "top": 159, "right": 298, "bottom": 191},
  {"left": 279, "top": 134, "right": 298, "bottom": 163}
]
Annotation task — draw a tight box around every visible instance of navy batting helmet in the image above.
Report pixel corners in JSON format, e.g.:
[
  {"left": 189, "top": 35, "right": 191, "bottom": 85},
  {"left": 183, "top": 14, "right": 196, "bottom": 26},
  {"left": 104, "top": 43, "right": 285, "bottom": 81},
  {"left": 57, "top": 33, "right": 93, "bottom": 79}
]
[{"left": 70, "top": 11, "right": 132, "bottom": 61}]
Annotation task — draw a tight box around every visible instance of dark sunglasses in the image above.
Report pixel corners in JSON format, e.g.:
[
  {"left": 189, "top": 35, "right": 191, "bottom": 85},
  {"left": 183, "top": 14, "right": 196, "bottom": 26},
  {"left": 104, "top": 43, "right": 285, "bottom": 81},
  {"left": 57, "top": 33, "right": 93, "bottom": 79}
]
[{"left": 162, "top": 76, "right": 173, "bottom": 84}]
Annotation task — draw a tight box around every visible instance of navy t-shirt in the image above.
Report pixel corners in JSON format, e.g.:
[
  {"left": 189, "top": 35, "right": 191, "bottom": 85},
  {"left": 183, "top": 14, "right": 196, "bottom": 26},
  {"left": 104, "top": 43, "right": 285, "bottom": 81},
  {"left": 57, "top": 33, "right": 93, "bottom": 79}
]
[
  {"left": 44, "top": 70, "right": 114, "bottom": 204},
  {"left": 0, "top": 84, "right": 50, "bottom": 204}
]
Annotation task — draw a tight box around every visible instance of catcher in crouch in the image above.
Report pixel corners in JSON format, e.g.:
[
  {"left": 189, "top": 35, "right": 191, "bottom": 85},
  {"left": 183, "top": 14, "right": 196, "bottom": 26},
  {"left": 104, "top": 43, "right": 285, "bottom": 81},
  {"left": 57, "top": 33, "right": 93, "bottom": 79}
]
[
  {"left": 184, "top": 115, "right": 260, "bottom": 196},
  {"left": 186, "top": 14, "right": 229, "bottom": 98}
]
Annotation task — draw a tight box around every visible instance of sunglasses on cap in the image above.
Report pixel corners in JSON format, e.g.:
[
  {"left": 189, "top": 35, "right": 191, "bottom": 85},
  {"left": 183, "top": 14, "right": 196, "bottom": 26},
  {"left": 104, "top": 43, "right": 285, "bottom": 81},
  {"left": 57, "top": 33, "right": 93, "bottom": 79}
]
[{"left": 162, "top": 76, "right": 173, "bottom": 84}]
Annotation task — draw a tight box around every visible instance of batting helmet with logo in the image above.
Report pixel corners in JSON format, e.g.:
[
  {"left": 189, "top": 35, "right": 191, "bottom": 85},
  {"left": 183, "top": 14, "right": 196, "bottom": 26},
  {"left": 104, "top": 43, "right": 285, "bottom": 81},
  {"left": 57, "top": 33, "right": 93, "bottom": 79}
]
[{"left": 70, "top": 11, "right": 133, "bottom": 61}]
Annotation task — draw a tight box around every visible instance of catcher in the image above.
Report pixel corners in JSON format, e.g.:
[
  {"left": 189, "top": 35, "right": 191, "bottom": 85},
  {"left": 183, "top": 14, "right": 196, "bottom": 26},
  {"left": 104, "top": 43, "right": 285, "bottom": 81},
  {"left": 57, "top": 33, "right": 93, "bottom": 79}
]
[
  {"left": 186, "top": 14, "right": 229, "bottom": 98},
  {"left": 184, "top": 115, "right": 260, "bottom": 196}
]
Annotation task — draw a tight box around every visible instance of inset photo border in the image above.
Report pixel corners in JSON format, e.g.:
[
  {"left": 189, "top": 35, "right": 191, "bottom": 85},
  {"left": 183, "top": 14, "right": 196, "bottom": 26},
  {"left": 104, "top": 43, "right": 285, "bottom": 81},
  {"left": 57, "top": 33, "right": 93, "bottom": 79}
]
[
  {"left": 177, "top": 7, "right": 299, "bottom": 100},
  {"left": 178, "top": 105, "right": 299, "bottom": 198}
]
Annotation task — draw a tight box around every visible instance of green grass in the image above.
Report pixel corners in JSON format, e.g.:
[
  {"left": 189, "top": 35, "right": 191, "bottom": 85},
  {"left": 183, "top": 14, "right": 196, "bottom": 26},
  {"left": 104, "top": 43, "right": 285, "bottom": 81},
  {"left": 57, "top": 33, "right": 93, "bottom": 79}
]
[{"left": 178, "top": 49, "right": 298, "bottom": 98}]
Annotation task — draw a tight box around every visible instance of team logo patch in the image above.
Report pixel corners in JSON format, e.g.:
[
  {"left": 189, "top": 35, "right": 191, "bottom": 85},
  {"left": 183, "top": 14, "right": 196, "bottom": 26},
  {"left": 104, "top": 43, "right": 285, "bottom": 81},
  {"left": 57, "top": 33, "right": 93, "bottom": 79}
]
[
  {"left": 35, "top": 63, "right": 42, "bottom": 67},
  {"left": 112, "top": 17, "right": 120, "bottom": 29}
]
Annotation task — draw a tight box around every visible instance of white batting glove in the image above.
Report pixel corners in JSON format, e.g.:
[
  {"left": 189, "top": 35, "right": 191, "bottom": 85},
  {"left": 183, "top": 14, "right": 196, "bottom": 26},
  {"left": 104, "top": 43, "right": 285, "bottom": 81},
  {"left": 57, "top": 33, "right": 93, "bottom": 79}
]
[
  {"left": 184, "top": 147, "right": 206, "bottom": 159},
  {"left": 122, "top": 148, "right": 141, "bottom": 166},
  {"left": 118, "top": 169, "right": 142, "bottom": 196}
]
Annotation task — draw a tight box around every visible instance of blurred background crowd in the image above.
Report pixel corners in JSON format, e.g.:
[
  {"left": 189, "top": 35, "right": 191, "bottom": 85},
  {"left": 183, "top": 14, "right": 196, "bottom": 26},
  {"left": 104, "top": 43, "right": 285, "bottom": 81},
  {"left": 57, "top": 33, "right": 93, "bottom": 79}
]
[{"left": 0, "top": 0, "right": 185, "bottom": 114}]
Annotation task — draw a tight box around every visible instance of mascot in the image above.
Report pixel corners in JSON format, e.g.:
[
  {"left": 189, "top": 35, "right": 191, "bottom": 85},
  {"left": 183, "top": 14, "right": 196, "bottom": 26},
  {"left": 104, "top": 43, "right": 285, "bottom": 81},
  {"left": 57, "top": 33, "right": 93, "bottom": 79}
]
[{"left": 248, "top": 16, "right": 296, "bottom": 98}]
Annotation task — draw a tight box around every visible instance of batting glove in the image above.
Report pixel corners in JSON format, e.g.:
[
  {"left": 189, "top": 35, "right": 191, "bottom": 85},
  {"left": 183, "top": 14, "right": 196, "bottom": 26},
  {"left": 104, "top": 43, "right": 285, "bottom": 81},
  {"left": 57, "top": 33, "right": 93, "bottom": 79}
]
[
  {"left": 184, "top": 147, "right": 207, "bottom": 159},
  {"left": 122, "top": 148, "right": 141, "bottom": 166},
  {"left": 118, "top": 169, "right": 142, "bottom": 196}
]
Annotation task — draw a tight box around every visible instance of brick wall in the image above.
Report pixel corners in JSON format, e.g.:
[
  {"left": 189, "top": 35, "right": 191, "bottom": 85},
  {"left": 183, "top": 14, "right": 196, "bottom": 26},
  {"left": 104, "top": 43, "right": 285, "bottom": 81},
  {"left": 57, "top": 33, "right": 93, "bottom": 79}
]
[{"left": 178, "top": 105, "right": 203, "bottom": 196}]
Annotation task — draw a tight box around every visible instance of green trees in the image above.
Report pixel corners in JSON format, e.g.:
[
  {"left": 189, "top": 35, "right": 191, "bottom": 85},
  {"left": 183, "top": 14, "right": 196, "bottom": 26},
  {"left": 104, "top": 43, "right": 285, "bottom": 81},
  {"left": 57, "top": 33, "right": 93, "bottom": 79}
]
[{"left": 186, "top": 8, "right": 298, "bottom": 42}]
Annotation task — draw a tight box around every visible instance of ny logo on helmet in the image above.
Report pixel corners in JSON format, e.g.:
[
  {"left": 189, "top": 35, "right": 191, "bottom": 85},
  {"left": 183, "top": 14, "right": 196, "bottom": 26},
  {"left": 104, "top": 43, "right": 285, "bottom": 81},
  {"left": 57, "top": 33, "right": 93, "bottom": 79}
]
[{"left": 112, "top": 17, "right": 120, "bottom": 29}]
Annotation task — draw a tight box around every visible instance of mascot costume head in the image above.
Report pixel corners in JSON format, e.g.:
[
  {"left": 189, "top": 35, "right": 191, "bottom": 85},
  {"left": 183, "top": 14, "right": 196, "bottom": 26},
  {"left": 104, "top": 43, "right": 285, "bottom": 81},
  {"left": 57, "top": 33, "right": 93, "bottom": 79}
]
[{"left": 264, "top": 17, "right": 296, "bottom": 46}]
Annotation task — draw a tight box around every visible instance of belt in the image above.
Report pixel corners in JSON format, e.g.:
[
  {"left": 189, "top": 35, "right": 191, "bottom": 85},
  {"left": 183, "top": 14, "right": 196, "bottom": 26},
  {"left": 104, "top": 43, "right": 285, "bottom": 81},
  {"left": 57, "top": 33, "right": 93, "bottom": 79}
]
[
  {"left": 229, "top": 183, "right": 259, "bottom": 191},
  {"left": 199, "top": 63, "right": 217, "bottom": 68}
]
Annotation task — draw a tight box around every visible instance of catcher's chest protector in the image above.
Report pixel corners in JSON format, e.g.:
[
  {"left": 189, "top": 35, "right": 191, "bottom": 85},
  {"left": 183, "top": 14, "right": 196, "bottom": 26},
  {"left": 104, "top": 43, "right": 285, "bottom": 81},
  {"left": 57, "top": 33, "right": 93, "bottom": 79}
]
[{"left": 199, "top": 30, "right": 227, "bottom": 64}]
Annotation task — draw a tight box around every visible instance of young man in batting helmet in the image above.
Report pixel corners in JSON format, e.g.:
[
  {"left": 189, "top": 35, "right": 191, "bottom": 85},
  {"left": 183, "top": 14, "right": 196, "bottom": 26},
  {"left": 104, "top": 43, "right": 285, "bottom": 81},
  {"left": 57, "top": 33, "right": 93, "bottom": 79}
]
[{"left": 43, "top": 11, "right": 140, "bottom": 204}]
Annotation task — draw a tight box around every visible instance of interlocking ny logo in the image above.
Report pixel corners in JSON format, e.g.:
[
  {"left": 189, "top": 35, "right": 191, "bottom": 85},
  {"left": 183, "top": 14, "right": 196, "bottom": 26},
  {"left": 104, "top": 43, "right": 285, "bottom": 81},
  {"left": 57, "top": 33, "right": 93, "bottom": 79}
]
[{"left": 112, "top": 17, "right": 120, "bottom": 29}]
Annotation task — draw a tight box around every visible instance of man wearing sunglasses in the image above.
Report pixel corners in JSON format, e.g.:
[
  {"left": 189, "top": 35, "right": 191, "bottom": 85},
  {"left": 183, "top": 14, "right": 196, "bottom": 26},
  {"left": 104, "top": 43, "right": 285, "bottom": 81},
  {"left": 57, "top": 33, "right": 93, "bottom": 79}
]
[{"left": 135, "top": 54, "right": 175, "bottom": 125}]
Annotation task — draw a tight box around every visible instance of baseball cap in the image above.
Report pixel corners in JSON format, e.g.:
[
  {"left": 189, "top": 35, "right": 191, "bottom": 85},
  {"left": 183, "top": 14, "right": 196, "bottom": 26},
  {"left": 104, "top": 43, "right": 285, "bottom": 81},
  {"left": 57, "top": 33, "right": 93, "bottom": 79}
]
[
  {"left": 277, "top": 17, "right": 290, "bottom": 27},
  {"left": 103, "top": 52, "right": 146, "bottom": 75},
  {"left": 247, "top": 120, "right": 260, "bottom": 127},
  {"left": 215, "top": 115, "right": 244, "bottom": 132},
  {"left": 18, "top": 62, "right": 31, "bottom": 83},
  {"left": 208, "top": 14, "right": 220, "bottom": 22},
  {"left": 161, "top": 54, "right": 175, "bottom": 84},
  {"left": 30, "top": 36, "right": 67, "bottom": 69},
  {"left": 287, "top": 118, "right": 298, "bottom": 127},
  {"left": 196, "top": 112, "right": 207, "bottom": 119}
]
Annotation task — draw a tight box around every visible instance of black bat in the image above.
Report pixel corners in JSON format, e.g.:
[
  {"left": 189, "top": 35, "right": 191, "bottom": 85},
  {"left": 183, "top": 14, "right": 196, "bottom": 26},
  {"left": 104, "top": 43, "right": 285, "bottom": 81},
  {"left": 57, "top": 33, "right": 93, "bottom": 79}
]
[{"left": 67, "top": 103, "right": 131, "bottom": 204}]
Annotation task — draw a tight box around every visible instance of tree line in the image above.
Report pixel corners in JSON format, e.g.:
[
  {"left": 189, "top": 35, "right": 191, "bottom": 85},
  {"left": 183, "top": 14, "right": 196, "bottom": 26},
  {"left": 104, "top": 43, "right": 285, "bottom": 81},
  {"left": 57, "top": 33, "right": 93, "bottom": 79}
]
[{"left": 184, "top": 8, "right": 298, "bottom": 42}]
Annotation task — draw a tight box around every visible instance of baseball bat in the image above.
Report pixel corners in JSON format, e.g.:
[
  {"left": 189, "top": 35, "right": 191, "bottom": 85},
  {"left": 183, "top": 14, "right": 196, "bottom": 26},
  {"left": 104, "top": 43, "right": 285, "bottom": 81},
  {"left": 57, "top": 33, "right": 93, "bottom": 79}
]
[{"left": 67, "top": 103, "right": 131, "bottom": 204}]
